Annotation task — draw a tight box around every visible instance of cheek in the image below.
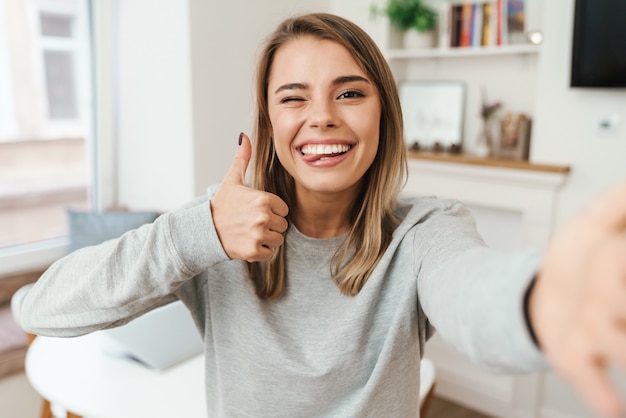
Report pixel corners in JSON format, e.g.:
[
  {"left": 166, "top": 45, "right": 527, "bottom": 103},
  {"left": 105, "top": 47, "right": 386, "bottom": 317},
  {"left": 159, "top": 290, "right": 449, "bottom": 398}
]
[
  {"left": 270, "top": 111, "right": 302, "bottom": 153},
  {"left": 270, "top": 109, "right": 291, "bottom": 136},
  {"left": 362, "top": 108, "right": 381, "bottom": 166},
  {"left": 362, "top": 107, "right": 381, "bottom": 147}
]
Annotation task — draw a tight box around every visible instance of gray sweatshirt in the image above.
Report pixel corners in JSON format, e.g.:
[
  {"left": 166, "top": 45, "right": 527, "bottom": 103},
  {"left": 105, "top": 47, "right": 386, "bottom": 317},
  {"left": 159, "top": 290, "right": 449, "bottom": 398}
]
[{"left": 19, "top": 188, "right": 546, "bottom": 417}]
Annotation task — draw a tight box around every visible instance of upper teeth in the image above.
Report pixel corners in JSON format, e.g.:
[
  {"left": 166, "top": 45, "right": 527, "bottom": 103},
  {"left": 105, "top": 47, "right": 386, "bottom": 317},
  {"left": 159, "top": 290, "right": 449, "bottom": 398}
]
[{"left": 300, "top": 144, "right": 350, "bottom": 155}]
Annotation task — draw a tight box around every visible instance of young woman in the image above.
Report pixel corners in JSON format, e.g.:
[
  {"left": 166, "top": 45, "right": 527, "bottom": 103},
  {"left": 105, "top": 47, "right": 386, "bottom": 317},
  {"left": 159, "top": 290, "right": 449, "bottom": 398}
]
[{"left": 19, "top": 13, "right": 626, "bottom": 418}]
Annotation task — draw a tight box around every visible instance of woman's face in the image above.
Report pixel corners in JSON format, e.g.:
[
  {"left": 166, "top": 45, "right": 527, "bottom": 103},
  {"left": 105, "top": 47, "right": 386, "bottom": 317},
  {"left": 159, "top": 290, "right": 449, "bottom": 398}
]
[{"left": 267, "top": 36, "right": 381, "bottom": 202}]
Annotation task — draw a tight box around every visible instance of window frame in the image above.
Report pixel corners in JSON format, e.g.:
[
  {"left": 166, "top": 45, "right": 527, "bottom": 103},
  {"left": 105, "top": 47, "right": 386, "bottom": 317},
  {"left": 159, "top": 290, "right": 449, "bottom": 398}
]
[
  {"left": 29, "top": 1, "right": 91, "bottom": 139},
  {"left": 0, "top": 0, "right": 117, "bottom": 277}
]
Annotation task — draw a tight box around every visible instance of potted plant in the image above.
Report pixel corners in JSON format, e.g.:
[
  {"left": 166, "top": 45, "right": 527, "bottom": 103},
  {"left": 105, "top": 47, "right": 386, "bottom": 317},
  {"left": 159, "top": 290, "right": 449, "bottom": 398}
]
[{"left": 374, "top": 0, "right": 438, "bottom": 48}]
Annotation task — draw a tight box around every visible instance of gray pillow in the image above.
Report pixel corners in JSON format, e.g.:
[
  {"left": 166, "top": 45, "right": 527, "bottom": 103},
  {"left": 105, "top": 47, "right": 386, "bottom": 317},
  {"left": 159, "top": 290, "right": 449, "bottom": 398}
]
[{"left": 67, "top": 209, "right": 160, "bottom": 253}]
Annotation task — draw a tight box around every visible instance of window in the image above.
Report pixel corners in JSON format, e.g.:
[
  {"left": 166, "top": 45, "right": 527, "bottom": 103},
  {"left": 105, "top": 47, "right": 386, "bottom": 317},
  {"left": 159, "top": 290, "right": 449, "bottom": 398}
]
[
  {"left": 0, "top": 0, "right": 93, "bottom": 268},
  {"left": 40, "top": 12, "right": 73, "bottom": 38}
]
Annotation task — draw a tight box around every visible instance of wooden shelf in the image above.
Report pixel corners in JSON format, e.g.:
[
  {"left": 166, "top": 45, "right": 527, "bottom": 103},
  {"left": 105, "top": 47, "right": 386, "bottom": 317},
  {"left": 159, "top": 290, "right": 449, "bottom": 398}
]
[
  {"left": 386, "top": 44, "right": 541, "bottom": 60},
  {"left": 407, "top": 151, "right": 570, "bottom": 174}
]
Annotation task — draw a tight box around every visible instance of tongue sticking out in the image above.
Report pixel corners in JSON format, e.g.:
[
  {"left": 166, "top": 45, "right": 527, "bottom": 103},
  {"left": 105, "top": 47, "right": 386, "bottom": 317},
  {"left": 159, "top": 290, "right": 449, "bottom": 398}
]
[{"left": 302, "top": 152, "right": 345, "bottom": 163}]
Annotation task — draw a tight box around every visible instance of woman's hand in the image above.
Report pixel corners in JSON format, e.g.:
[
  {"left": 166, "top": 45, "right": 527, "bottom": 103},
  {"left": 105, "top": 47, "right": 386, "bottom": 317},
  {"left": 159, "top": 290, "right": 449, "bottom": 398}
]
[
  {"left": 210, "top": 133, "right": 289, "bottom": 262},
  {"left": 530, "top": 179, "right": 626, "bottom": 418}
]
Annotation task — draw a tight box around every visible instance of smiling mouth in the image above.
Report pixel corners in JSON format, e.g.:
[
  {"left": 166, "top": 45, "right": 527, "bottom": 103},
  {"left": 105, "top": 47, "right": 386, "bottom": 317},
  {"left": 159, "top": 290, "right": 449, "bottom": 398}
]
[{"left": 299, "top": 144, "right": 352, "bottom": 161}]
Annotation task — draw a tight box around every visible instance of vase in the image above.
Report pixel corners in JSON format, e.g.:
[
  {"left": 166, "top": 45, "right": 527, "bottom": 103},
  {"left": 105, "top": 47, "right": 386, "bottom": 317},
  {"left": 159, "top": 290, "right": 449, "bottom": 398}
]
[
  {"left": 474, "top": 119, "right": 495, "bottom": 158},
  {"left": 403, "top": 29, "right": 435, "bottom": 49}
]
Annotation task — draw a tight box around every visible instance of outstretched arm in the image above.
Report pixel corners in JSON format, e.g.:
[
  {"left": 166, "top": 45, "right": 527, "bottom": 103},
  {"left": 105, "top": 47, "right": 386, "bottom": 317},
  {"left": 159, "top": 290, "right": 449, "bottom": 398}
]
[
  {"left": 530, "top": 179, "right": 626, "bottom": 418},
  {"left": 19, "top": 197, "right": 229, "bottom": 337}
]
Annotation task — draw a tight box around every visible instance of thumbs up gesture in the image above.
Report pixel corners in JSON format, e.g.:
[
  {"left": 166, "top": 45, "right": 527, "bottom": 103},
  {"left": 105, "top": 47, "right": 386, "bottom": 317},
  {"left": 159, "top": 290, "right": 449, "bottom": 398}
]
[
  {"left": 529, "top": 180, "right": 626, "bottom": 418},
  {"left": 210, "top": 133, "right": 289, "bottom": 262}
]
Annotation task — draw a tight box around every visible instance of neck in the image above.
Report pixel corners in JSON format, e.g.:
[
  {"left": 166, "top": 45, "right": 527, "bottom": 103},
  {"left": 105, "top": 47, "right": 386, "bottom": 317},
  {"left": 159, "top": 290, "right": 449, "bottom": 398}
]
[{"left": 291, "top": 189, "right": 357, "bottom": 239}]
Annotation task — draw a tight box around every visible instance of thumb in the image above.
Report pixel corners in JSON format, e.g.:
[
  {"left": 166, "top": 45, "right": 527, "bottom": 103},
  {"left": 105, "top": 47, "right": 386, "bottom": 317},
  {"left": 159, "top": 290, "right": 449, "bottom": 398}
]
[{"left": 223, "top": 132, "right": 252, "bottom": 186}]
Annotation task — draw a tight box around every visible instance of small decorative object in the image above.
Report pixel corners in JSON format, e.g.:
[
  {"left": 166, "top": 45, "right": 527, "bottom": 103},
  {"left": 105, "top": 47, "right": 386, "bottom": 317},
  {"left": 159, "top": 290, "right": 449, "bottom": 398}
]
[
  {"left": 526, "top": 30, "right": 544, "bottom": 45},
  {"left": 372, "top": 0, "right": 438, "bottom": 49},
  {"left": 475, "top": 91, "right": 501, "bottom": 158},
  {"left": 432, "top": 141, "right": 444, "bottom": 153},
  {"left": 493, "top": 112, "right": 532, "bottom": 160}
]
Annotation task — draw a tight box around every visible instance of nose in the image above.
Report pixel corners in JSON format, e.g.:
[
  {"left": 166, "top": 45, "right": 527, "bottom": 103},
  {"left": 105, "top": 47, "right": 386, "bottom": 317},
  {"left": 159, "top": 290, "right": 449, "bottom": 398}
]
[{"left": 307, "top": 97, "right": 337, "bottom": 129}]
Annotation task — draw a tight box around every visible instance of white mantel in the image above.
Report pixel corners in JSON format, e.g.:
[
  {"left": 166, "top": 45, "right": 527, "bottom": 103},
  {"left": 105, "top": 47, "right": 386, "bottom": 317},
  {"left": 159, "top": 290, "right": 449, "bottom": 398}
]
[
  {"left": 402, "top": 152, "right": 570, "bottom": 418},
  {"left": 404, "top": 153, "right": 570, "bottom": 248}
]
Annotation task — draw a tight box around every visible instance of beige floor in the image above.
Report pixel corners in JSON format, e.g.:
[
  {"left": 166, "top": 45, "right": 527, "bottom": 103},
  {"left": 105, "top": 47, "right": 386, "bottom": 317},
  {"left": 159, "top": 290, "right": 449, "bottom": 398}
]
[
  {"left": 0, "top": 372, "right": 42, "bottom": 418},
  {"left": 428, "top": 396, "right": 493, "bottom": 418}
]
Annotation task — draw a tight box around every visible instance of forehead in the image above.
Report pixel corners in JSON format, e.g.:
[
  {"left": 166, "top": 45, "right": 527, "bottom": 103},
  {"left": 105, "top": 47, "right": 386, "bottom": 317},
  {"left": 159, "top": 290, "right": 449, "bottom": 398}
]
[{"left": 268, "top": 36, "right": 367, "bottom": 85}]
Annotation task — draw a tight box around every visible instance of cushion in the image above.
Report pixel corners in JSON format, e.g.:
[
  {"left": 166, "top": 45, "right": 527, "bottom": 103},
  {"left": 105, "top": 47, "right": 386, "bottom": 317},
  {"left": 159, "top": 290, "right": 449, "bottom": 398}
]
[{"left": 67, "top": 209, "right": 160, "bottom": 253}]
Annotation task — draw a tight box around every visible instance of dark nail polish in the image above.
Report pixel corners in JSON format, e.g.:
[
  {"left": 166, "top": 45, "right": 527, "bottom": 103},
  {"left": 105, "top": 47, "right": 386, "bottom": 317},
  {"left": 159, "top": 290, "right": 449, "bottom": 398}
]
[{"left": 238, "top": 132, "right": 243, "bottom": 146}]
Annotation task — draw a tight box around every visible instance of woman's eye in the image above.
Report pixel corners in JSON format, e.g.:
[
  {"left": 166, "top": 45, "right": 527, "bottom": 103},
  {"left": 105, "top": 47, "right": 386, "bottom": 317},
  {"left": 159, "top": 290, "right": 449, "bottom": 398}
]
[
  {"left": 338, "top": 90, "right": 364, "bottom": 99},
  {"left": 280, "top": 96, "right": 305, "bottom": 104}
]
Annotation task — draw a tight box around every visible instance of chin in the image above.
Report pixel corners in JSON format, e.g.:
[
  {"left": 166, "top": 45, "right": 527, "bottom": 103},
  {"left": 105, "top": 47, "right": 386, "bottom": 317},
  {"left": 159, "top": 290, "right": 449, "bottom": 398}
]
[{"left": 299, "top": 179, "right": 362, "bottom": 197}]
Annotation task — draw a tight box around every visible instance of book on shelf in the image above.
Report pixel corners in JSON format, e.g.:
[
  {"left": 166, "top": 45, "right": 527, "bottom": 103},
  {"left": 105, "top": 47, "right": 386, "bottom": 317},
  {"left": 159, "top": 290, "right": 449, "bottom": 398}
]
[
  {"left": 460, "top": 4, "right": 473, "bottom": 47},
  {"left": 440, "top": 0, "right": 525, "bottom": 49},
  {"left": 507, "top": 0, "right": 526, "bottom": 44}
]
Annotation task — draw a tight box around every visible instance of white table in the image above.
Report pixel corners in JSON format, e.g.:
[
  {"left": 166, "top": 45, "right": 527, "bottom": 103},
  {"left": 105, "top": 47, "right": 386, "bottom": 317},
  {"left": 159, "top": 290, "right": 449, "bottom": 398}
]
[
  {"left": 25, "top": 333, "right": 206, "bottom": 418},
  {"left": 26, "top": 333, "right": 436, "bottom": 417}
]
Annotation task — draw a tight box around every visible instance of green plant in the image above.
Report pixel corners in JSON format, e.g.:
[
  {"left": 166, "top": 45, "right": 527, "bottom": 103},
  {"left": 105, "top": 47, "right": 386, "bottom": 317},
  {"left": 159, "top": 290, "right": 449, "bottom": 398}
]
[{"left": 372, "top": 0, "right": 437, "bottom": 33}]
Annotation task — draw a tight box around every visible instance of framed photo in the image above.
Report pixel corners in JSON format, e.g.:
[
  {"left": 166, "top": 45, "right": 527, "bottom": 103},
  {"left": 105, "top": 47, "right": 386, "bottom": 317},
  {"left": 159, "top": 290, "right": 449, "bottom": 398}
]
[
  {"left": 494, "top": 112, "right": 532, "bottom": 160},
  {"left": 399, "top": 81, "right": 466, "bottom": 153}
]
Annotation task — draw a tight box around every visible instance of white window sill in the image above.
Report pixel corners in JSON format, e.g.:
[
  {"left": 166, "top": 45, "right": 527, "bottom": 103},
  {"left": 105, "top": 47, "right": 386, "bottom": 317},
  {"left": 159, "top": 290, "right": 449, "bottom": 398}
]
[{"left": 0, "top": 239, "right": 68, "bottom": 277}]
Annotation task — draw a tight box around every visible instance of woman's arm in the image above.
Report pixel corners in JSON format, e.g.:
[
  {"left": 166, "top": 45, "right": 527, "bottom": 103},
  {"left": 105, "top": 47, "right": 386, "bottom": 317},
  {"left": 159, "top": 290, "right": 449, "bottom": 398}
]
[
  {"left": 18, "top": 197, "right": 229, "bottom": 337},
  {"left": 415, "top": 199, "right": 546, "bottom": 373}
]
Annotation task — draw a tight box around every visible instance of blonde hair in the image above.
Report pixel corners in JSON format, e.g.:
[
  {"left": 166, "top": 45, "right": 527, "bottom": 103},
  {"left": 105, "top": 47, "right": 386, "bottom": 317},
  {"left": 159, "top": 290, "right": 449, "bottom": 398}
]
[{"left": 250, "top": 13, "right": 407, "bottom": 299}]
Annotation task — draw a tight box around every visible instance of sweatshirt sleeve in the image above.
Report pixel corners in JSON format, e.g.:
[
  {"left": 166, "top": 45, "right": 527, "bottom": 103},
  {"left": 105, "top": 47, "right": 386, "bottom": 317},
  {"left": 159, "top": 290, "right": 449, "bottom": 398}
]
[
  {"left": 414, "top": 198, "right": 548, "bottom": 373},
  {"left": 18, "top": 194, "right": 229, "bottom": 337}
]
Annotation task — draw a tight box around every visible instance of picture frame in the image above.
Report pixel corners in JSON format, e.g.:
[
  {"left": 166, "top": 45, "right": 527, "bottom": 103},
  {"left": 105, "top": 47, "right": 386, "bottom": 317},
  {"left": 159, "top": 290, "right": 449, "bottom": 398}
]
[
  {"left": 399, "top": 81, "right": 466, "bottom": 153},
  {"left": 493, "top": 112, "right": 532, "bottom": 160}
]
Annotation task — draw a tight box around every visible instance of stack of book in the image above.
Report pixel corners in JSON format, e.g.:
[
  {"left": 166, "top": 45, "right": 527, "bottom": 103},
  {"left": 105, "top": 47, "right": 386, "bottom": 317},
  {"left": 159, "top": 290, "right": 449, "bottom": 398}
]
[{"left": 439, "top": 0, "right": 526, "bottom": 49}]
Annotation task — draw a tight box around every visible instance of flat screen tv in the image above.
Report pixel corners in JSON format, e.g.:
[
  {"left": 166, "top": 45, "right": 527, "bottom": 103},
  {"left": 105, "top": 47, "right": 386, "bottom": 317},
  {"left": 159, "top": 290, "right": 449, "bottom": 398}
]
[{"left": 570, "top": 0, "right": 626, "bottom": 88}]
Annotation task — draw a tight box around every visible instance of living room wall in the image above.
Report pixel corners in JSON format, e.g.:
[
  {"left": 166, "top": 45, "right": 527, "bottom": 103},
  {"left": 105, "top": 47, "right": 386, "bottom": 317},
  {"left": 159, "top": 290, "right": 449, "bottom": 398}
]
[
  {"left": 531, "top": 0, "right": 626, "bottom": 228},
  {"left": 111, "top": 0, "right": 330, "bottom": 212}
]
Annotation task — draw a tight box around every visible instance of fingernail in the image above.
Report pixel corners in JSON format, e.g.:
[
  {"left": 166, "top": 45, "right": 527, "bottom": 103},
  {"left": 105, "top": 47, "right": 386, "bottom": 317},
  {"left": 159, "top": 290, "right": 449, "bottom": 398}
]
[{"left": 238, "top": 132, "right": 243, "bottom": 146}]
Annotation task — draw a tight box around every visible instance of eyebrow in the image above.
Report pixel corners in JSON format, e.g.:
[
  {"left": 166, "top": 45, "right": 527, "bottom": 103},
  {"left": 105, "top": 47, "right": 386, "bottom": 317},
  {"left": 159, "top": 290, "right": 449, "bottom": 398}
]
[{"left": 273, "top": 75, "right": 370, "bottom": 94}]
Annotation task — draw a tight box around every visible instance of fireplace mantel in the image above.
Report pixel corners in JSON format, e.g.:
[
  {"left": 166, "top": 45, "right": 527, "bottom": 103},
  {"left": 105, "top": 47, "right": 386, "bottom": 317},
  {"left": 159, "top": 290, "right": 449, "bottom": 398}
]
[{"left": 405, "top": 153, "right": 570, "bottom": 247}]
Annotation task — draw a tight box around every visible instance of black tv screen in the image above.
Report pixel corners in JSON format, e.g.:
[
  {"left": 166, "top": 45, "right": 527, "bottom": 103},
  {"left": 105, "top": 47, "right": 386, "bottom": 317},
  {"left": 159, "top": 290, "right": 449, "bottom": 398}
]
[{"left": 571, "top": 0, "right": 626, "bottom": 88}]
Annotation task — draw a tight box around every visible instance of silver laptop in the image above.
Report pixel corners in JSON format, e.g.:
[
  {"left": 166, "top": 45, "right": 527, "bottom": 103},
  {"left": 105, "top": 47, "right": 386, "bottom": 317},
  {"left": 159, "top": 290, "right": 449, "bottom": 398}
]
[{"left": 95, "top": 301, "right": 204, "bottom": 370}]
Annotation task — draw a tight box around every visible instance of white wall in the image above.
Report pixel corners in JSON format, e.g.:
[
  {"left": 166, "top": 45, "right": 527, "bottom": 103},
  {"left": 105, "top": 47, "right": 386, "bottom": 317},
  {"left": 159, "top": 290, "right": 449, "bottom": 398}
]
[
  {"left": 111, "top": 0, "right": 330, "bottom": 211},
  {"left": 187, "top": 0, "right": 331, "bottom": 197},
  {"left": 531, "top": 0, "right": 626, "bottom": 228},
  {"left": 114, "top": 0, "right": 194, "bottom": 211}
]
